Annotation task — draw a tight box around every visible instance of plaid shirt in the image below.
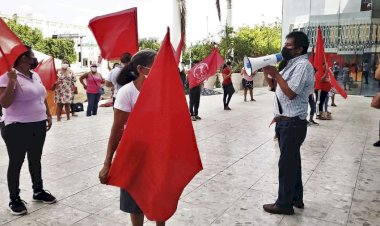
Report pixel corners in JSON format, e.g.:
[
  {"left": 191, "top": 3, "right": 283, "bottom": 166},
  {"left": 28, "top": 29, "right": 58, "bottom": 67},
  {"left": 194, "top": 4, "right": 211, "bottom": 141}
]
[{"left": 274, "top": 54, "right": 315, "bottom": 120}]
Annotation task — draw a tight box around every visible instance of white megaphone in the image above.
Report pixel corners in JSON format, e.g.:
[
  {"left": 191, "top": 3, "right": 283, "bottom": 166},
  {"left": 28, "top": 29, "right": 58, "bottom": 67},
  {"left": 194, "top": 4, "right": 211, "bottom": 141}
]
[{"left": 243, "top": 53, "right": 283, "bottom": 75}]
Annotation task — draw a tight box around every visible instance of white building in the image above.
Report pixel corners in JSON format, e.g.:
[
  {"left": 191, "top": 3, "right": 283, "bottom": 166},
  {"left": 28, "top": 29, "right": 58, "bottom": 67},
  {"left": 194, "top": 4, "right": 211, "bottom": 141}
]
[{"left": 0, "top": 12, "right": 104, "bottom": 72}]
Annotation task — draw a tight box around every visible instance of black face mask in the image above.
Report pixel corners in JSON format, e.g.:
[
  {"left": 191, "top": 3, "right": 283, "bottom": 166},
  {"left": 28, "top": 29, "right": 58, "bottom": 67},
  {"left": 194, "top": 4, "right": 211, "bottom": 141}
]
[
  {"left": 281, "top": 47, "right": 294, "bottom": 61},
  {"left": 30, "top": 57, "right": 38, "bottom": 69}
]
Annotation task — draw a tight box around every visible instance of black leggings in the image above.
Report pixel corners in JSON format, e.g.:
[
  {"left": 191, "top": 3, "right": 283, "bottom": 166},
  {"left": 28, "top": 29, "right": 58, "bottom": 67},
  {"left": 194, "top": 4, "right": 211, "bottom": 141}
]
[
  {"left": 0, "top": 121, "right": 46, "bottom": 200},
  {"left": 315, "top": 90, "right": 328, "bottom": 113},
  {"left": 189, "top": 86, "right": 201, "bottom": 116},
  {"left": 223, "top": 84, "right": 235, "bottom": 107}
]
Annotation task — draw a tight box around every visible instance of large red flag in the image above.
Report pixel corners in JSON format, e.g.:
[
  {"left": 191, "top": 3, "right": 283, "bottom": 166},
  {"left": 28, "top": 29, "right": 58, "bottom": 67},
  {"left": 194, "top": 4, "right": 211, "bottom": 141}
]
[
  {"left": 89, "top": 8, "right": 138, "bottom": 60},
  {"left": 188, "top": 48, "right": 224, "bottom": 89},
  {"left": 0, "top": 18, "right": 27, "bottom": 75},
  {"left": 174, "top": 32, "right": 184, "bottom": 64},
  {"left": 107, "top": 29, "right": 203, "bottom": 221},
  {"left": 314, "top": 26, "right": 347, "bottom": 99},
  {"left": 34, "top": 57, "right": 57, "bottom": 90}
]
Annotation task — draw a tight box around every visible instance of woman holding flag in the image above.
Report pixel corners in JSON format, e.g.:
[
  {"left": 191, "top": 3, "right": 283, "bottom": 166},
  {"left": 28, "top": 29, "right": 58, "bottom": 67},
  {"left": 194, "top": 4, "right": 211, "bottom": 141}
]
[
  {"left": 0, "top": 46, "right": 57, "bottom": 215},
  {"left": 98, "top": 50, "right": 166, "bottom": 226}
]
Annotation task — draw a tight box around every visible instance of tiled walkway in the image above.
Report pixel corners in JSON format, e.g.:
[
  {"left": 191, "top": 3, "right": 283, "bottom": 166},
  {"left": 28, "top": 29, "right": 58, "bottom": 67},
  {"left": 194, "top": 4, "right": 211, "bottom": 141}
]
[{"left": 0, "top": 88, "right": 379, "bottom": 226}]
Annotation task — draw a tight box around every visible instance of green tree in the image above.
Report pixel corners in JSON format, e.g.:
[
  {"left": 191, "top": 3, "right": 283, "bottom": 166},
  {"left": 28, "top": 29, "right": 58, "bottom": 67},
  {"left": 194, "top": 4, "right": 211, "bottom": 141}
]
[
  {"left": 6, "top": 18, "right": 77, "bottom": 63},
  {"left": 6, "top": 18, "right": 43, "bottom": 47},
  {"left": 219, "top": 22, "right": 282, "bottom": 71},
  {"left": 37, "top": 38, "right": 77, "bottom": 63},
  {"left": 182, "top": 39, "right": 214, "bottom": 64},
  {"left": 139, "top": 38, "right": 161, "bottom": 51}
]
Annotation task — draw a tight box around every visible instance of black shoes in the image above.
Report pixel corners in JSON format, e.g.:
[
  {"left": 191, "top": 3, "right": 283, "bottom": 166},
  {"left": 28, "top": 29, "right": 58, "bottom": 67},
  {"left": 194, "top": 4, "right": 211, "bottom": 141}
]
[
  {"left": 263, "top": 203, "right": 294, "bottom": 215},
  {"left": 195, "top": 116, "right": 202, "bottom": 120},
  {"left": 374, "top": 140, "right": 380, "bottom": 147},
  {"left": 9, "top": 198, "right": 27, "bottom": 215},
  {"left": 33, "top": 190, "right": 57, "bottom": 204}
]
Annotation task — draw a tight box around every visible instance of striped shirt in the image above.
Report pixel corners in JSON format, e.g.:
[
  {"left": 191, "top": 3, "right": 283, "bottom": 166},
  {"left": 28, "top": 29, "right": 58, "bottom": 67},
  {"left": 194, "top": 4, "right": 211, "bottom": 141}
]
[{"left": 274, "top": 54, "right": 314, "bottom": 120}]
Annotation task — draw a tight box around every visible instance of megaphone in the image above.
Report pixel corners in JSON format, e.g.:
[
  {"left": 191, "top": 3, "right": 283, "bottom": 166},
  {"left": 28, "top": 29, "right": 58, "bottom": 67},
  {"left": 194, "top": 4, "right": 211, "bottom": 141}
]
[{"left": 244, "top": 53, "right": 283, "bottom": 75}]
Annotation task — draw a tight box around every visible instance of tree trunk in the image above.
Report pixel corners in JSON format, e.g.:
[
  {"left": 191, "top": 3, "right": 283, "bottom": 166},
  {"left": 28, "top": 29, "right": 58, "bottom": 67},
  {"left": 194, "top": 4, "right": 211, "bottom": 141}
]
[{"left": 226, "top": 0, "right": 232, "bottom": 26}]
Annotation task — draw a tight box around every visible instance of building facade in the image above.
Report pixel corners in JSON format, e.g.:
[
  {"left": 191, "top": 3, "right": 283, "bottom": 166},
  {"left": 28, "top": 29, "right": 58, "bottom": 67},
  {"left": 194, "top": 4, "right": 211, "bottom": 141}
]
[
  {"left": 0, "top": 12, "right": 101, "bottom": 71},
  {"left": 282, "top": 0, "right": 379, "bottom": 96}
]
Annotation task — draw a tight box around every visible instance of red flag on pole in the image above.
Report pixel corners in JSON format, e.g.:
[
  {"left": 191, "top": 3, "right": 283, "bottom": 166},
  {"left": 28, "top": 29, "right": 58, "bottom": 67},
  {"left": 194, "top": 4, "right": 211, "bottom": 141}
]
[
  {"left": 107, "top": 28, "right": 203, "bottom": 221},
  {"left": 0, "top": 18, "right": 27, "bottom": 75},
  {"left": 315, "top": 26, "right": 347, "bottom": 99},
  {"left": 89, "top": 8, "right": 138, "bottom": 60},
  {"left": 34, "top": 56, "right": 58, "bottom": 90},
  {"left": 174, "top": 32, "right": 184, "bottom": 64},
  {"left": 188, "top": 48, "right": 224, "bottom": 89}
]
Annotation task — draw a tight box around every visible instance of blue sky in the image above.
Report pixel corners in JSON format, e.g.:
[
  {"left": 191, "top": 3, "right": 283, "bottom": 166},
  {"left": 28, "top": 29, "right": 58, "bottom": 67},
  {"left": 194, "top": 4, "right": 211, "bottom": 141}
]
[{"left": 0, "top": 0, "right": 282, "bottom": 44}]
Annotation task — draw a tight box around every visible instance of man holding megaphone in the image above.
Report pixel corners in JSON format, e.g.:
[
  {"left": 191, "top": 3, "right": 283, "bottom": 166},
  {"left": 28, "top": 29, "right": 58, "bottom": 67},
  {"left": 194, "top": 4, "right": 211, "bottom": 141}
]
[{"left": 261, "top": 31, "right": 314, "bottom": 215}]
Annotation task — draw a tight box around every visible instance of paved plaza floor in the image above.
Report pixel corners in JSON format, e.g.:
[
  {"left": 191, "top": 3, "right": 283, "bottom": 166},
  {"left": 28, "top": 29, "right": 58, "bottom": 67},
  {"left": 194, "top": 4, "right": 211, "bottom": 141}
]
[{"left": 0, "top": 88, "right": 379, "bottom": 226}]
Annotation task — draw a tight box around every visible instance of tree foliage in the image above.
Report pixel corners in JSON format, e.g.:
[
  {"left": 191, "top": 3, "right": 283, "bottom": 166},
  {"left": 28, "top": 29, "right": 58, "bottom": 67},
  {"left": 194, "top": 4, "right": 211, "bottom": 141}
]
[
  {"left": 182, "top": 39, "right": 214, "bottom": 64},
  {"left": 5, "top": 18, "right": 77, "bottom": 63},
  {"left": 224, "top": 22, "right": 282, "bottom": 71},
  {"left": 139, "top": 38, "right": 161, "bottom": 51},
  {"left": 36, "top": 38, "right": 77, "bottom": 63}
]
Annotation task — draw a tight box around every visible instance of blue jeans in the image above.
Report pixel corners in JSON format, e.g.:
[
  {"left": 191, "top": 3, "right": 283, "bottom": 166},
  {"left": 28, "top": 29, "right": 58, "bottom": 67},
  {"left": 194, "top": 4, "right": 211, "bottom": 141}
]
[
  {"left": 275, "top": 117, "right": 307, "bottom": 208},
  {"left": 87, "top": 93, "right": 100, "bottom": 116}
]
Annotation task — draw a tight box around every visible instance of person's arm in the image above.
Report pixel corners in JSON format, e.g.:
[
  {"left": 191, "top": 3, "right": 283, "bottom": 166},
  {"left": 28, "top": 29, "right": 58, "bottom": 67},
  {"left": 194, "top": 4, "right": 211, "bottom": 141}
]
[
  {"left": 79, "top": 73, "right": 88, "bottom": 90},
  {"left": 375, "top": 60, "right": 380, "bottom": 80},
  {"left": 263, "top": 71, "right": 276, "bottom": 91},
  {"left": 263, "top": 66, "right": 297, "bottom": 100},
  {"left": 44, "top": 99, "right": 52, "bottom": 131},
  {"left": 0, "top": 70, "right": 18, "bottom": 108},
  {"left": 98, "top": 73, "right": 105, "bottom": 84},
  {"left": 99, "top": 109, "right": 129, "bottom": 184}
]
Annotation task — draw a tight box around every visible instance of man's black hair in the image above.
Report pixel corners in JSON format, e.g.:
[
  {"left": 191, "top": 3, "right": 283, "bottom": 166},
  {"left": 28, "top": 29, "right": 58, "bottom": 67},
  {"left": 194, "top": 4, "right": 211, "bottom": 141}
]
[{"left": 285, "top": 31, "right": 309, "bottom": 55}]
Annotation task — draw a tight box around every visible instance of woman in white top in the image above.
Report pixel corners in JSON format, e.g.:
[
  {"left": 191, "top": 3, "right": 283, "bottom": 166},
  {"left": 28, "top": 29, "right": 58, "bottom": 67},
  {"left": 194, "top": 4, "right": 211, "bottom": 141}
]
[{"left": 98, "top": 50, "right": 166, "bottom": 226}]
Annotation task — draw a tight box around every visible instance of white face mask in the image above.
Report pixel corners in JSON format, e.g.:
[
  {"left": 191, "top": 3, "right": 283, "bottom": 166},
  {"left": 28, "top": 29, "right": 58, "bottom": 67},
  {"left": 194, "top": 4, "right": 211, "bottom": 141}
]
[
  {"left": 62, "top": 63, "right": 69, "bottom": 69},
  {"left": 91, "top": 67, "right": 97, "bottom": 73}
]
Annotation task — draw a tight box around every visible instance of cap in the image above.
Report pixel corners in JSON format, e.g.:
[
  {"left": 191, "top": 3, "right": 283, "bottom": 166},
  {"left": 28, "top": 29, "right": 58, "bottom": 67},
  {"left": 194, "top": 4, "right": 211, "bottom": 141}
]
[{"left": 90, "top": 63, "right": 98, "bottom": 67}]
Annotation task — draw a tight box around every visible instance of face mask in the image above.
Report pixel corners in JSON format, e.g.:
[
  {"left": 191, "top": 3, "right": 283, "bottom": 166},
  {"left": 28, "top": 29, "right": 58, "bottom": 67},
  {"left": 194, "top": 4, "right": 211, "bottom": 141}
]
[
  {"left": 281, "top": 47, "right": 294, "bottom": 61},
  {"left": 30, "top": 57, "right": 38, "bottom": 69},
  {"left": 62, "top": 63, "right": 69, "bottom": 69},
  {"left": 91, "top": 67, "right": 97, "bottom": 73}
]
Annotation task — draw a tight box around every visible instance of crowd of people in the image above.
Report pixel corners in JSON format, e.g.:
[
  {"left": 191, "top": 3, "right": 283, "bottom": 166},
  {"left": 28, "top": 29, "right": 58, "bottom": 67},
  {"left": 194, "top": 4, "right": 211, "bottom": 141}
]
[{"left": 0, "top": 29, "right": 379, "bottom": 226}]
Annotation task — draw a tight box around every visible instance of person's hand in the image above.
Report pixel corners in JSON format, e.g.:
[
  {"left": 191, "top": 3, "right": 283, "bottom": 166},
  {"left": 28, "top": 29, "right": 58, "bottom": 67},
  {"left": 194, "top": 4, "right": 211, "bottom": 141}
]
[
  {"left": 46, "top": 115, "right": 52, "bottom": 131},
  {"left": 83, "top": 84, "right": 87, "bottom": 90},
  {"left": 263, "top": 66, "right": 280, "bottom": 79},
  {"left": 7, "top": 69, "right": 17, "bottom": 81},
  {"left": 99, "top": 163, "right": 111, "bottom": 184}
]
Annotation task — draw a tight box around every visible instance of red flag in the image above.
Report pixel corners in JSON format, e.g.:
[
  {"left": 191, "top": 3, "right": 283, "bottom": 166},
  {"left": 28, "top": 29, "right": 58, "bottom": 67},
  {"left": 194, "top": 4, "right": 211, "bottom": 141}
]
[
  {"left": 89, "top": 8, "right": 138, "bottom": 60},
  {"left": 314, "top": 27, "right": 325, "bottom": 73},
  {"left": 328, "top": 68, "right": 348, "bottom": 99},
  {"left": 34, "top": 56, "right": 57, "bottom": 90},
  {"left": 314, "top": 26, "right": 347, "bottom": 99},
  {"left": 107, "top": 29, "right": 203, "bottom": 221},
  {"left": 188, "top": 48, "right": 224, "bottom": 89},
  {"left": 0, "top": 18, "right": 27, "bottom": 75},
  {"left": 174, "top": 32, "right": 184, "bottom": 64}
]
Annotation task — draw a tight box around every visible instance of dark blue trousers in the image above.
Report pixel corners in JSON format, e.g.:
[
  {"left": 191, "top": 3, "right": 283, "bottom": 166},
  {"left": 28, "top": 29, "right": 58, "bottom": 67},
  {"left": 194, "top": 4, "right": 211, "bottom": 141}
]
[
  {"left": 275, "top": 117, "right": 307, "bottom": 208},
  {"left": 86, "top": 93, "right": 100, "bottom": 116}
]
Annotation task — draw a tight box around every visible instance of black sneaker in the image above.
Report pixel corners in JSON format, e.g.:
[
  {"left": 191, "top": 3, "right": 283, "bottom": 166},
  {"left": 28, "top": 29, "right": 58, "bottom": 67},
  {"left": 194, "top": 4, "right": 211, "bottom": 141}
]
[
  {"left": 374, "top": 140, "right": 380, "bottom": 147},
  {"left": 33, "top": 190, "right": 57, "bottom": 204},
  {"left": 195, "top": 116, "right": 202, "bottom": 120},
  {"left": 9, "top": 198, "right": 27, "bottom": 215}
]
